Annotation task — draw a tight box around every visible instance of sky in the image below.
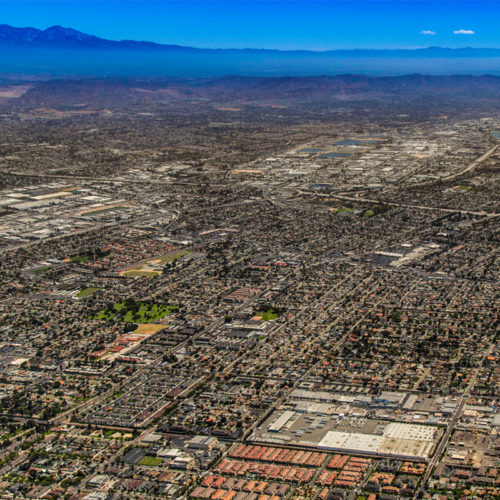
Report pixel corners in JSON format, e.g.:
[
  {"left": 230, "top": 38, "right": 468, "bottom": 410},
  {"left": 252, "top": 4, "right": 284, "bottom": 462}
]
[{"left": 0, "top": 0, "right": 499, "bottom": 50}]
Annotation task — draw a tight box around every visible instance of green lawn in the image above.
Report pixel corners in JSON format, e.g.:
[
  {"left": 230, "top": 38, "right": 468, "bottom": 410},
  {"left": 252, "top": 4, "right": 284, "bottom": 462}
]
[
  {"left": 32, "top": 266, "right": 51, "bottom": 274},
  {"left": 70, "top": 255, "right": 90, "bottom": 264},
  {"left": 362, "top": 205, "right": 393, "bottom": 218},
  {"left": 257, "top": 309, "right": 278, "bottom": 321},
  {"left": 138, "top": 456, "right": 163, "bottom": 466},
  {"left": 76, "top": 287, "right": 101, "bottom": 298},
  {"left": 157, "top": 250, "right": 192, "bottom": 264},
  {"left": 94, "top": 301, "right": 178, "bottom": 323}
]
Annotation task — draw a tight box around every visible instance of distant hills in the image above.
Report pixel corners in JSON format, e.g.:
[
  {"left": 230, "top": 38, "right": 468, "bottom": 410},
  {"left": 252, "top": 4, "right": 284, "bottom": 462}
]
[
  {"left": 7, "top": 74, "right": 499, "bottom": 108},
  {"left": 0, "top": 25, "right": 500, "bottom": 77}
]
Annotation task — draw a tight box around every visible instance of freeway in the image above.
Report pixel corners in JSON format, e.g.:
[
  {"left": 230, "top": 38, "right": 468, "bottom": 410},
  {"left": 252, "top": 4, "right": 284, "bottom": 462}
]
[
  {"left": 303, "top": 191, "right": 499, "bottom": 217},
  {"left": 295, "top": 144, "right": 500, "bottom": 217},
  {"left": 430, "top": 144, "right": 499, "bottom": 185}
]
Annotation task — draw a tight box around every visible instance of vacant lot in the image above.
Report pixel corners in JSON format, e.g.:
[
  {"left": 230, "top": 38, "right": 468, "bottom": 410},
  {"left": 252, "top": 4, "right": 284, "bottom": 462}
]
[{"left": 119, "top": 250, "right": 192, "bottom": 277}]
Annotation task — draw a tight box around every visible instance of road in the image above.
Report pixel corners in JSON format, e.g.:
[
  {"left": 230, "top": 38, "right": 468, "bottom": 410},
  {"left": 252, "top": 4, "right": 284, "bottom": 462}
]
[
  {"left": 431, "top": 144, "right": 498, "bottom": 184},
  {"left": 231, "top": 278, "right": 394, "bottom": 450},
  {"left": 295, "top": 144, "right": 500, "bottom": 217},
  {"left": 417, "top": 342, "right": 495, "bottom": 495},
  {"left": 304, "top": 191, "right": 498, "bottom": 217}
]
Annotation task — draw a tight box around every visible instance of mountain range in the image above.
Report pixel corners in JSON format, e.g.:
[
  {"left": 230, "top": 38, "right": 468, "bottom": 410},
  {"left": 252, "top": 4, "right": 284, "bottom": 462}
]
[
  {"left": 0, "top": 25, "right": 500, "bottom": 77},
  {"left": 0, "top": 24, "right": 190, "bottom": 50}
]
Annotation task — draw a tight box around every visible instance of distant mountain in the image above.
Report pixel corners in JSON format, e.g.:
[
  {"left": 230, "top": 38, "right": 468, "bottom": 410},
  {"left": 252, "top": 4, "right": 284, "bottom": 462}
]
[
  {"left": 0, "top": 25, "right": 499, "bottom": 77},
  {"left": 9, "top": 74, "right": 499, "bottom": 108},
  {"left": 1, "top": 25, "right": 500, "bottom": 56},
  {"left": 1, "top": 73, "right": 500, "bottom": 122},
  {"left": 0, "top": 24, "right": 192, "bottom": 50}
]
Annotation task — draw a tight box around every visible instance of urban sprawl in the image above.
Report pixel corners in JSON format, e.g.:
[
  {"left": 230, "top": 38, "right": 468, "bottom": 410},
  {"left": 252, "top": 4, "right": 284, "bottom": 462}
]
[{"left": 0, "top": 101, "right": 499, "bottom": 500}]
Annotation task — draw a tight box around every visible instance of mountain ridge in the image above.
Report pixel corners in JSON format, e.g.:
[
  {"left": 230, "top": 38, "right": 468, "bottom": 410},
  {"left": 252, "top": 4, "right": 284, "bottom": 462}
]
[
  {"left": 1, "top": 25, "right": 500, "bottom": 77},
  {"left": 1, "top": 24, "right": 500, "bottom": 57},
  {"left": 0, "top": 24, "right": 192, "bottom": 50}
]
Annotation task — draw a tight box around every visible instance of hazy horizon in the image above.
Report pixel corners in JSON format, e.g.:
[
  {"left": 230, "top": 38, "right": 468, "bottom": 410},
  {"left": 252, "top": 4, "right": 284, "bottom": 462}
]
[{"left": 0, "top": 0, "right": 499, "bottom": 51}]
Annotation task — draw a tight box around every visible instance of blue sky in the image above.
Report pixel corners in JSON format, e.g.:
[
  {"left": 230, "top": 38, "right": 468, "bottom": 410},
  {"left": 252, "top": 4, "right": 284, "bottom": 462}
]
[{"left": 0, "top": 0, "right": 498, "bottom": 50}]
